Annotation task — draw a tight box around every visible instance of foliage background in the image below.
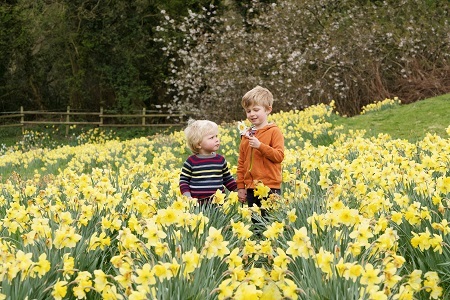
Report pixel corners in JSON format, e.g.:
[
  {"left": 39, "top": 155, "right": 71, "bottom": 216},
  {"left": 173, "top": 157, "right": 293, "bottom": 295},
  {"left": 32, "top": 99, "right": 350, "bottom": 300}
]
[{"left": 1, "top": 0, "right": 449, "bottom": 121}]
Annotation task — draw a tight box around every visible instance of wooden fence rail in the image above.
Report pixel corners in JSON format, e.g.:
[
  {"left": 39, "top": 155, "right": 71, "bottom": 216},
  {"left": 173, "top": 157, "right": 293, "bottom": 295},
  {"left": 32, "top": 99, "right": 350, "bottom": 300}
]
[{"left": 0, "top": 106, "right": 186, "bottom": 136}]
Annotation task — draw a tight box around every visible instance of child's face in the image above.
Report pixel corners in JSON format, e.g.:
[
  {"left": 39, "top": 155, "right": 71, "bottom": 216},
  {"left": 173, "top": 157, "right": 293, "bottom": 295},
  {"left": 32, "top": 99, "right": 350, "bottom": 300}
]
[
  {"left": 197, "top": 130, "right": 220, "bottom": 154},
  {"left": 245, "top": 105, "right": 272, "bottom": 129}
]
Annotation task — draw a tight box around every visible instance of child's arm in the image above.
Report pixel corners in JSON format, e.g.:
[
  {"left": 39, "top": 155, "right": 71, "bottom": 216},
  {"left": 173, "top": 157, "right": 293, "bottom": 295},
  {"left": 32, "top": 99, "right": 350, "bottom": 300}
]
[
  {"left": 222, "top": 159, "right": 238, "bottom": 192},
  {"left": 238, "top": 189, "right": 247, "bottom": 203},
  {"left": 179, "top": 159, "right": 192, "bottom": 197},
  {"left": 249, "top": 128, "right": 284, "bottom": 163}
]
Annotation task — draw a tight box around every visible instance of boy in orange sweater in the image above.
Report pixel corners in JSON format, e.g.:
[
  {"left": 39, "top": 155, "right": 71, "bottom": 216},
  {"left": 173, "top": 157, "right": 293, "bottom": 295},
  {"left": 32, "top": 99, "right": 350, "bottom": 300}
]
[{"left": 237, "top": 86, "right": 285, "bottom": 219}]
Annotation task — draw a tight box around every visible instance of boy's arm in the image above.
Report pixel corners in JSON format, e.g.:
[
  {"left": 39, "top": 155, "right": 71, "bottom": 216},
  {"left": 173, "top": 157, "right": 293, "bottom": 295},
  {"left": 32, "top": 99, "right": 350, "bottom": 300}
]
[
  {"left": 179, "top": 160, "right": 192, "bottom": 197},
  {"left": 258, "top": 128, "right": 284, "bottom": 163}
]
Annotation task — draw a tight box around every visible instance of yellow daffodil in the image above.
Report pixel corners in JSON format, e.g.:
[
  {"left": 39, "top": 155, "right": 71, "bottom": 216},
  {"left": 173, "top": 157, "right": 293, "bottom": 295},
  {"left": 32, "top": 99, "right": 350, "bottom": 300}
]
[
  {"left": 261, "top": 281, "right": 282, "bottom": 300},
  {"left": 254, "top": 182, "right": 271, "bottom": 200},
  {"left": 152, "top": 263, "right": 170, "bottom": 281},
  {"left": 230, "top": 219, "right": 253, "bottom": 240},
  {"left": 392, "top": 284, "right": 414, "bottom": 300},
  {"left": 273, "top": 248, "right": 290, "bottom": 269},
  {"left": 62, "top": 254, "right": 75, "bottom": 279},
  {"left": 142, "top": 221, "right": 167, "bottom": 247},
  {"left": 31, "top": 253, "right": 51, "bottom": 278},
  {"left": 217, "top": 278, "right": 237, "bottom": 300},
  {"left": 314, "top": 247, "right": 334, "bottom": 276},
  {"left": 73, "top": 271, "right": 93, "bottom": 299},
  {"left": 128, "top": 289, "right": 147, "bottom": 300},
  {"left": 212, "top": 189, "right": 226, "bottom": 205},
  {"left": 234, "top": 282, "right": 262, "bottom": 300},
  {"left": 93, "top": 269, "right": 109, "bottom": 293},
  {"left": 279, "top": 278, "right": 300, "bottom": 300},
  {"left": 102, "top": 285, "right": 124, "bottom": 300},
  {"left": 383, "top": 262, "right": 402, "bottom": 288},
  {"left": 263, "top": 222, "right": 284, "bottom": 240},
  {"left": 259, "top": 239, "right": 273, "bottom": 257},
  {"left": 88, "top": 232, "right": 111, "bottom": 251},
  {"left": 15, "top": 250, "right": 33, "bottom": 274},
  {"left": 360, "top": 263, "right": 382, "bottom": 286},
  {"left": 410, "top": 229, "right": 431, "bottom": 251},
  {"left": 134, "top": 263, "right": 155, "bottom": 286},
  {"left": 286, "top": 208, "right": 297, "bottom": 223},
  {"left": 407, "top": 269, "right": 423, "bottom": 291},
  {"left": 182, "top": 247, "right": 200, "bottom": 276},
  {"left": 51, "top": 280, "right": 68, "bottom": 300},
  {"left": 247, "top": 267, "right": 266, "bottom": 288},
  {"left": 53, "top": 225, "right": 82, "bottom": 249},
  {"left": 226, "top": 248, "right": 243, "bottom": 269},
  {"left": 424, "top": 271, "right": 443, "bottom": 299}
]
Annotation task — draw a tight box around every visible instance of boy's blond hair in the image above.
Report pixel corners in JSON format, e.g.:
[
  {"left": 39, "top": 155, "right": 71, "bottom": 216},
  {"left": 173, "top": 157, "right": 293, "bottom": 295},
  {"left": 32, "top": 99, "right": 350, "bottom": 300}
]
[
  {"left": 241, "top": 86, "right": 274, "bottom": 109},
  {"left": 184, "top": 119, "right": 218, "bottom": 154}
]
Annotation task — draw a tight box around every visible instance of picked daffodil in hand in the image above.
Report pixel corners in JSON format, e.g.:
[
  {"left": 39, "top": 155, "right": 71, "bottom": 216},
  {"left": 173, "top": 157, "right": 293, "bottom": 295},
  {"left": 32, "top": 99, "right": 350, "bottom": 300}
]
[
  {"left": 237, "top": 121, "right": 255, "bottom": 138},
  {"left": 237, "top": 121, "right": 248, "bottom": 136}
]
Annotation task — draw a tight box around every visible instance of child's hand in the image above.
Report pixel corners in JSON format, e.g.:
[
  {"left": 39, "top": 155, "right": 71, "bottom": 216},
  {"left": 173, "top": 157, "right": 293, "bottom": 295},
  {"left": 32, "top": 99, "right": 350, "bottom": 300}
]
[
  {"left": 248, "top": 136, "right": 261, "bottom": 149},
  {"left": 238, "top": 189, "right": 247, "bottom": 203}
]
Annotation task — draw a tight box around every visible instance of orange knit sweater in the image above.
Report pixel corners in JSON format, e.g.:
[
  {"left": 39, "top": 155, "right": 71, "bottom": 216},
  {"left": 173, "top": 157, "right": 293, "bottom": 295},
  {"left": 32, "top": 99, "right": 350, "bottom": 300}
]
[{"left": 237, "top": 123, "right": 284, "bottom": 189}]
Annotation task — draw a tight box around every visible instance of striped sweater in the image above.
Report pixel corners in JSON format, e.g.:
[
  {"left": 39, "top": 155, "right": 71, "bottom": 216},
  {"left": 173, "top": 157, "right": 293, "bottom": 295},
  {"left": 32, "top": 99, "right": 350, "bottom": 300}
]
[{"left": 179, "top": 153, "right": 237, "bottom": 199}]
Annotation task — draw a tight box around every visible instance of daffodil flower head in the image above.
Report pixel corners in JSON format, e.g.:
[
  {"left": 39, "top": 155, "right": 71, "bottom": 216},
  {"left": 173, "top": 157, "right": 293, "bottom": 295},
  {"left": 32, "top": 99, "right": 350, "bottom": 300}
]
[
  {"left": 212, "top": 189, "right": 226, "bottom": 205},
  {"left": 237, "top": 121, "right": 255, "bottom": 137},
  {"left": 254, "top": 181, "right": 271, "bottom": 199},
  {"left": 237, "top": 121, "right": 248, "bottom": 135}
]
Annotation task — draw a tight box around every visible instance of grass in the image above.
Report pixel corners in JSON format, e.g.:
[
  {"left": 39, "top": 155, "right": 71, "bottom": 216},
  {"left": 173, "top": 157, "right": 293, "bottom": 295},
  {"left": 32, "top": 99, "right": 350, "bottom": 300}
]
[
  {"left": 334, "top": 93, "right": 450, "bottom": 142},
  {"left": 1, "top": 94, "right": 449, "bottom": 148},
  {"left": 0, "top": 127, "right": 22, "bottom": 146},
  {"left": 0, "top": 124, "right": 181, "bottom": 148}
]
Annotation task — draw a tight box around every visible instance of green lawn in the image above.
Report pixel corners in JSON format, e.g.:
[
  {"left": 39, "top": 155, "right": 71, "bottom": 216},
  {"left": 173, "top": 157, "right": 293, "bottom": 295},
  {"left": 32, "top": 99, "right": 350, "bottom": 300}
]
[{"left": 334, "top": 93, "right": 450, "bottom": 142}]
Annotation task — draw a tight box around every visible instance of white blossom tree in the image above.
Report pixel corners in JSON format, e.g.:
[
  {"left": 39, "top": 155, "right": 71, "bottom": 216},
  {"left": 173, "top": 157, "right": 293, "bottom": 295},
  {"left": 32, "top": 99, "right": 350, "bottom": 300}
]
[{"left": 156, "top": 0, "right": 450, "bottom": 122}]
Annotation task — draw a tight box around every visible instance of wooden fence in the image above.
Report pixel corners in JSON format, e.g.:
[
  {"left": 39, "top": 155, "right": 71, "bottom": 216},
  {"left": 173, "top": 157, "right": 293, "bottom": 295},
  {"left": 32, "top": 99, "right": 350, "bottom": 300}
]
[{"left": 0, "top": 106, "right": 186, "bottom": 136}]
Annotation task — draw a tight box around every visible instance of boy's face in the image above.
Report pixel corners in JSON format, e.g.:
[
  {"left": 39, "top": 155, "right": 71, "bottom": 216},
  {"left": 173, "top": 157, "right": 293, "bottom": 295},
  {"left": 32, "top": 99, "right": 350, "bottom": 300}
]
[
  {"left": 197, "top": 130, "right": 220, "bottom": 155},
  {"left": 245, "top": 105, "right": 272, "bottom": 129}
]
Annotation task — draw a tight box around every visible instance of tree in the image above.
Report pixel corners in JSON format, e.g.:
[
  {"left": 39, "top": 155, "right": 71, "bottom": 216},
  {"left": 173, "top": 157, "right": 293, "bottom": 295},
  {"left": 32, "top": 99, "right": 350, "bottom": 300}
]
[
  {"left": 0, "top": 0, "right": 224, "bottom": 113},
  {"left": 0, "top": 1, "right": 32, "bottom": 111},
  {"left": 156, "top": 0, "right": 450, "bottom": 121}
]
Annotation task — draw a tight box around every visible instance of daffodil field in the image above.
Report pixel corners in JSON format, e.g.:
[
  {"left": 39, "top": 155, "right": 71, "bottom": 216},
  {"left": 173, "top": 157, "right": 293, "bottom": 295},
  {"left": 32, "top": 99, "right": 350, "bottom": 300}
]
[{"left": 1, "top": 101, "right": 450, "bottom": 300}]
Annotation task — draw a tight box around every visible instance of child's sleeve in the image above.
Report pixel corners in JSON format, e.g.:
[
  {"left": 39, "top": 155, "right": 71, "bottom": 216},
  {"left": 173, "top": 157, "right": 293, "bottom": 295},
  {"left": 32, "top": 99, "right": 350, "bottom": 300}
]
[
  {"left": 179, "top": 159, "right": 192, "bottom": 196},
  {"left": 258, "top": 127, "right": 284, "bottom": 163},
  {"left": 222, "top": 158, "right": 238, "bottom": 191}
]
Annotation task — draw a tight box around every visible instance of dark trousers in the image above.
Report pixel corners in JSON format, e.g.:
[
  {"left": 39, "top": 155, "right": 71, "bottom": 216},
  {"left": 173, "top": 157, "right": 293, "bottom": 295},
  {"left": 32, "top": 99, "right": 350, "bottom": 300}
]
[{"left": 246, "top": 188, "right": 280, "bottom": 223}]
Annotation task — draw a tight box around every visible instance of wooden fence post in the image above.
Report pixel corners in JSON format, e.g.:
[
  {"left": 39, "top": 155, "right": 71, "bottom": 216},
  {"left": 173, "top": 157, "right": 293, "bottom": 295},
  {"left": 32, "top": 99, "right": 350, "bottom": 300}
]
[
  {"left": 21, "top": 106, "right": 24, "bottom": 134},
  {"left": 100, "top": 107, "right": 103, "bottom": 126},
  {"left": 65, "top": 106, "right": 70, "bottom": 136},
  {"left": 142, "top": 107, "right": 146, "bottom": 128}
]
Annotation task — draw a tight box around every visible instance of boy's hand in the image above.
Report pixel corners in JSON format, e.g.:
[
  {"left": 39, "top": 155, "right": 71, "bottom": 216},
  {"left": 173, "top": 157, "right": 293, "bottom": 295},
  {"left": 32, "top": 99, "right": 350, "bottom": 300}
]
[
  {"left": 248, "top": 136, "right": 261, "bottom": 149},
  {"left": 238, "top": 189, "right": 247, "bottom": 203}
]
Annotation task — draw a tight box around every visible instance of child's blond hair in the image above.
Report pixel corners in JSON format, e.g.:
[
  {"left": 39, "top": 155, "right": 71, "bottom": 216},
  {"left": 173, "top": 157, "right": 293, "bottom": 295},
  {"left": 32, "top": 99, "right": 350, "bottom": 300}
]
[
  {"left": 184, "top": 119, "right": 218, "bottom": 154},
  {"left": 241, "top": 86, "right": 274, "bottom": 110}
]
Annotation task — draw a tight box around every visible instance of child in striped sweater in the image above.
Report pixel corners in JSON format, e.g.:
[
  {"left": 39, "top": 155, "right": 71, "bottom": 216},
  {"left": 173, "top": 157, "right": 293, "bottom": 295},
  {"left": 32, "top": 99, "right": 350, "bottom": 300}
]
[{"left": 179, "top": 119, "right": 237, "bottom": 204}]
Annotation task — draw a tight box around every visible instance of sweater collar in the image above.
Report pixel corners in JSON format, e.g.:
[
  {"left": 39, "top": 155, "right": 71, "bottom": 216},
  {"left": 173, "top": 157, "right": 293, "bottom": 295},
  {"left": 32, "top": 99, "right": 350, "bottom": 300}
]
[{"left": 195, "top": 153, "right": 216, "bottom": 159}]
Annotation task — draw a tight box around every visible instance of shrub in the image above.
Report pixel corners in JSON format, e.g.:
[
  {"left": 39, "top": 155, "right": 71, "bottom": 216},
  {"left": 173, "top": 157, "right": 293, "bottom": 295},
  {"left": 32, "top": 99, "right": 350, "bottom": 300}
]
[{"left": 156, "top": 0, "right": 450, "bottom": 122}]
